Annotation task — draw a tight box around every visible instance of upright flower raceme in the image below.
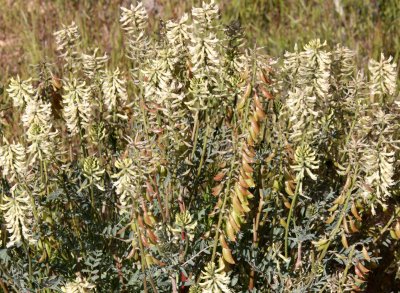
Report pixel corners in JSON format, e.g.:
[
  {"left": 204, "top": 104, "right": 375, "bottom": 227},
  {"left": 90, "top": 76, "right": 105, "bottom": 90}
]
[
  {"left": 199, "top": 260, "right": 232, "bottom": 293},
  {"left": 21, "top": 95, "right": 53, "bottom": 129},
  {"left": 0, "top": 139, "right": 27, "bottom": 181},
  {"left": 0, "top": 187, "right": 35, "bottom": 247},
  {"left": 120, "top": 2, "right": 149, "bottom": 62},
  {"left": 61, "top": 275, "right": 95, "bottom": 293},
  {"left": 102, "top": 68, "right": 128, "bottom": 116},
  {"left": 291, "top": 144, "right": 319, "bottom": 194},
  {"left": 189, "top": 32, "right": 220, "bottom": 77},
  {"left": 62, "top": 78, "right": 92, "bottom": 135},
  {"left": 192, "top": 0, "right": 220, "bottom": 29},
  {"left": 7, "top": 76, "right": 35, "bottom": 107},
  {"left": 369, "top": 53, "right": 397, "bottom": 97},
  {"left": 54, "top": 22, "right": 81, "bottom": 71},
  {"left": 166, "top": 13, "right": 191, "bottom": 52},
  {"left": 112, "top": 157, "right": 137, "bottom": 210},
  {"left": 81, "top": 48, "right": 108, "bottom": 80},
  {"left": 83, "top": 156, "right": 105, "bottom": 191}
]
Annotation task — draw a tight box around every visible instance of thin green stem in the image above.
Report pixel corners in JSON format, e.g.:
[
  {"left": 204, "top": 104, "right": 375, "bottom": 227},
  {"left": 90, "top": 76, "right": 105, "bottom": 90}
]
[
  {"left": 196, "top": 123, "right": 211, "bottom": 177},
  {"left": 210, "top": 162, "right": 235, "bottom": 264},
  {"left": 284, "top": 176, "right": 302, "bottom": 258}
]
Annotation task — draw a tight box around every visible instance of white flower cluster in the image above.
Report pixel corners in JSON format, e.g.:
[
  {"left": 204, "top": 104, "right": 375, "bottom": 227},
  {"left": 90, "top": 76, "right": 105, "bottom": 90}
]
[
  {"left": 291, "top": 144, "right": 320, "bottom": 180},
  {"left": 199, "top": 260, "right": 232, "bottom": 293},
  {"left": 112, "top": 157, "right": 137, "bottom": 210},
  {"left": 7, "top": 76, "right": 35, "bottom": 107},
  {"left": 61, "top": 275, "right": 95, "bottom": 293},
  {"left": 102, "top": 68, "right": 128, "bottom": 117},
  {"left": 120, "top": 2, "right": 149, "bottom": 61},
  {"left": 0, "top": 139, "right": 27, "bottom": 181},
  {"left": 81, "top": 48, "right": 108, "bottom": 80},
  {"left": 63, "top": 78, "right": 92, "bottom": 135},
  {"left": 166, "top": 13, "right": 191, "bottom": 53},
  {"left": 369, "top": 53, "right": 397, "bottom": 96},
  {"left": 83, "top": 156, "right": 105, "bottom": 191},
  {"left": 0, "top": 187, "right": 35, "bottom": 247}
]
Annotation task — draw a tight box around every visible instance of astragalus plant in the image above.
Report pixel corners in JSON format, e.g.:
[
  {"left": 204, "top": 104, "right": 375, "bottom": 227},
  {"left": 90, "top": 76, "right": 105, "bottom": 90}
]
[{"left": 0, "top": 1, "right": 399, "bottom": 292}]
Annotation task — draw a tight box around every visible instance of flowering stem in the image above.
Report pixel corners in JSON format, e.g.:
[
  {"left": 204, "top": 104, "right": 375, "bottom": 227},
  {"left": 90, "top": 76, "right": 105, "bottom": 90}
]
[
  {"left": 196, "top": 123, "right": 211, "bottom": 177},
  {"left": 284, "top": 175, "right": 302, "bottom": 258},
  {"left": 210, "top": 162, "right": 234, "bottom": 264}
]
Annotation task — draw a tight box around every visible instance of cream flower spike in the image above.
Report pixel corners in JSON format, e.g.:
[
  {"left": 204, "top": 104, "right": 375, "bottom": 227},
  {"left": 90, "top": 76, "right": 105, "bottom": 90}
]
[
  {"left": 199, "top": 259, "right": 233, "bottom": 293},
  {"left": 7, "top": 75, "right": 35, "bottom": 107},
  {"left": 62, "top": 78, "right": 92, "bottom": 135},
  {"left": 0, "top": 186, "right": 36, "bottom": 247},
  {"left": 369, "top": 53, "right": 397, "bottom": 96}
]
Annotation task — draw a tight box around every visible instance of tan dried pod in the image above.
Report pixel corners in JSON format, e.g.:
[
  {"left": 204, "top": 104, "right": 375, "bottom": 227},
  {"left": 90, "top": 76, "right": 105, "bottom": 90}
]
[
  {"left": 351, "top": 202, "right": 362, "bottom": 221},
  {"left": 232, "top": 196, "right": 245, "bottom": 213},
  {"left": 349, "top": 216, "right": 359, "bottom": 233},
  {"left": 341, "top": 232, "right": 349, "bottom": 249},
  {"left": 137, "top": 215, "right": 145, "bottom": 229},
  {"left": 285, "top": 181, "right": 295, "bottom": 196},
  {"left": 143, "top": 212, "right": 156, "bottom": 227},
  {"left": 395, "top": 221, "right": 400, "bottom": 239},
  {"left": 357, "top": 262, "right": 370, "bottom": 274},
  {"left": 147, "top": 228, "right": 158, "bottom": 244},
  {"left": 238, "top": 175, "right": 249, "bottom": 188},
  {"left": 219, "top": 233, "right": 229, "bottom": 249},
  {"left": 361, "top": 246, "right": 370, "bottom": 261},
  {"left": 222, "top": 247, "right": 235, "bottom": 264},
  {"left": 212, "top": 183, "right": 224, "bottom": 196},
  {"left": 237, "top": 84, "right": 251, "bottom": 111},
  {"left": 284, "top": 200, "right": 291, "bottom": 209},
  {"left": 342, "top": 216, "right": 350, "bottom": 234},
  {"left": 226, "top": 221, "right": 236, "bottom": 242},
  {"left": 229, "top": 213, "right": 241, "bottom": 232},
  {"left": 328, "top": 204, "right": 338, "bottom": 212},
  {"left": 325, "top": 213, "right": 336, "bottom": 224},
  {"left": 141, "top": 234, "right": 150, "bottom": 248},
  {"left": 214, "top": 171, "right": 226, "bottom": 181},
  {"left": 333, "top": 194, "right": 345, "bottom": 205}
]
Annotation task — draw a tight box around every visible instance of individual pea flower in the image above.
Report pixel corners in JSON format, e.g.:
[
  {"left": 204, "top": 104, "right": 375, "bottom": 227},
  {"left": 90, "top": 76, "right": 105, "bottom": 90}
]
[
  {"left": 0, "top": 138, "right": 27, "bottom": 181},
  {"left": 0, "top": 186, "right": 36, "bottom": 247},
  {"left": 89, "top": 122, "right": 106, "bottom": 145},
  {"left": 112, "top": 157, "right": 137, "bottom": 210},
  {"left": 81, "top": 48, "right": 108, "bottom": 80},
  {"left": 169, "top": 210, "right": 198, "bottom": 241},
  {"left": 83, "top": 156, "right": 105, "bottom": 191},
  {"left": 369, "top": 53, "right": 397, "bottom": 96},
  {"left": 21, "top": 95, "right": 53, "bottom": 130},
  {"left": 291, "top": 144, "right": 319, "bottom": 192},
  {"left": 61, "top": 275, "right": 95, "bottom": 293},
  {"left": 199, "top": 259, "right": 233, "bottom": 293},
  {"left": 102, "top": 68, "right": 128, "bottom": 113},
  {"left": 7, "top": 75, "right": 35, "bottom": 107},
  {"left": 62, "top": 78, "right": 92, "bottom": 135}
]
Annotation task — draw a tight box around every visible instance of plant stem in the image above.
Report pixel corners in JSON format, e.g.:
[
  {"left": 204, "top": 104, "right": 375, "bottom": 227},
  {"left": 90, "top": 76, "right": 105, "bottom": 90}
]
[
  {"left": 196, "top": 123, "right": 211, "bottom": 177},
  {"left": 284, "top": 176, "right": 302, "bottom": 258},
  {"left": 210, "top": 162, "right": 234, "bottom": 264}
]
